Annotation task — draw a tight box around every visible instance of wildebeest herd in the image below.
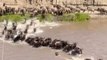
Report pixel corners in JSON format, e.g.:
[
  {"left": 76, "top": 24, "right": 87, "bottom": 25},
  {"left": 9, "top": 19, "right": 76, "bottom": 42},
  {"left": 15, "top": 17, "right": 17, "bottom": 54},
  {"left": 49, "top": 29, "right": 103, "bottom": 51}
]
[
  {"left": 0, "top": 3, "right": 107, "bottom": 18},
  {"left": 0, "top": 19, "right": 82, "bottom": 56}
]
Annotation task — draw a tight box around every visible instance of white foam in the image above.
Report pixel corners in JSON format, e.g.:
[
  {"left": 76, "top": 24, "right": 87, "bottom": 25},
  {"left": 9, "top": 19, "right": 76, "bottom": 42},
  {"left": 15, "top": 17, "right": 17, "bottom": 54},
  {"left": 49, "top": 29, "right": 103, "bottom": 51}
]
[
  {"left": 35, "top": 28, "right": 43, "bottom": 34},
  {"left": 58, "top": 56, "right": 95, "bottom": 60},
  {"left": 31, "top": 19, "right": 61, "bottom": 27},
  {"left": 0, "top": 18, "right": 60, "bottom": 45},
  {"left": 44, "top": 21, "right": 60, "bottom": 27},
  {"left": 0, "top": 37, "right": 27, "bottom": 45},
  {"left": 71, "top": 56, "right": 94, "bottom": 60}
]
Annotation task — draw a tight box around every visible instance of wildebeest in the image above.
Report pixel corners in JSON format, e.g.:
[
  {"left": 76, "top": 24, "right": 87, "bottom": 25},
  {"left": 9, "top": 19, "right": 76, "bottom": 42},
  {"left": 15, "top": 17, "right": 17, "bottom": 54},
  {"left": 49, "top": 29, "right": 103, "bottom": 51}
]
[
  {"left": 49, "top": 39, "right": 68, "bottom": 49},
  {"left": 42, "top": 38, "right": 52, "bottom": 46},
  {"left": 71, "top": 47, "right": 82, "bottom": 55},
  {"left": 2, "top": 25, "right": 7, "bottom": 35},
  {"left": 63, "top": 43, "right": 77, "bottom": 52},
  {"left": 24, "top": 25, "right": 29, "bottom": 34},
  {"left": 96, "top": 8, "right": 107, "bottom": 14},
  {"left": 13, "top": 31, "right": 23, "bottom": 42}
]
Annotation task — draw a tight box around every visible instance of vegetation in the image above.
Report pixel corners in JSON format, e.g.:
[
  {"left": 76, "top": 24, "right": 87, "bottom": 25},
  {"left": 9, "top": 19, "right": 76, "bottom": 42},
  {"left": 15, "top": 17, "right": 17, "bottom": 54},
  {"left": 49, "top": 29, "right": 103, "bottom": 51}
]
[
  {"left": 0, "top": 13, "right": 90, "bottom": 22},
  {"left": 74, "top": 13, "right": 90, "bottom": 22},
  {"left": 36, "top": 13, "right": 54, "bottom": 22},
  {"left": 36, "top": 13, "right": 90, "bottom": 22},
  {"left": 58, "top": 13, "right": 75, "bottom": 22},
  {"left": 0, "top": 14, "right": 30, "bottom": 22},
  {"left": 59, "top": 13, "right": 90, "bottom": 22}
]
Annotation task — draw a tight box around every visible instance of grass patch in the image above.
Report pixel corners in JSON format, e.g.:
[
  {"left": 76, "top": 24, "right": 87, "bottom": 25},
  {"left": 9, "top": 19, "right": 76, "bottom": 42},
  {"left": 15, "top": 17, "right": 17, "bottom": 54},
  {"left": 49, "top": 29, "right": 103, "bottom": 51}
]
[
  {"left": 57, "top": 13, "right": 90, "bottom": 22},
  {"left": 0, "top": 15, "right": 6, "bottom": 22},
  {"left": 74, "top": 13, "right": 90, "bottom": 22},
  {"left": 0, "top": 14, "right": 30, "bottom": 22}
]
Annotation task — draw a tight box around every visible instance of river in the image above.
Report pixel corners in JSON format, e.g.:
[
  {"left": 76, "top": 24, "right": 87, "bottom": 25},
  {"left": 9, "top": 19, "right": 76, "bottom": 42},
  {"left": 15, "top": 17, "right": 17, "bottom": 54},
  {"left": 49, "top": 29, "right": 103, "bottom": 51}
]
[{"left": 0, "top": 16, "right": 107, "bottom": 60}]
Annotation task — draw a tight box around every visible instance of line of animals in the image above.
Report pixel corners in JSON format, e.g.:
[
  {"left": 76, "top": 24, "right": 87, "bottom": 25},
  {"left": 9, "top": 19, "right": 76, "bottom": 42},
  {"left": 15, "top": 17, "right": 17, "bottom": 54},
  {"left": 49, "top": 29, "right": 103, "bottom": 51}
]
[
  {"left": 0, "top": 20, "right": 82, "bottom": 56},
  {"left": 0, "top": 4, "right": 107, "bottom": 18}
]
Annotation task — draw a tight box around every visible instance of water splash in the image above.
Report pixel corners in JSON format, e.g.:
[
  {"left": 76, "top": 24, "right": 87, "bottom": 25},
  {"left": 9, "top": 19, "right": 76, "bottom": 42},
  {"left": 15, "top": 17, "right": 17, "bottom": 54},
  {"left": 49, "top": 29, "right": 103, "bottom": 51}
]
[{"left": 0, "top": 18, "right": 60, "bottom": 45}]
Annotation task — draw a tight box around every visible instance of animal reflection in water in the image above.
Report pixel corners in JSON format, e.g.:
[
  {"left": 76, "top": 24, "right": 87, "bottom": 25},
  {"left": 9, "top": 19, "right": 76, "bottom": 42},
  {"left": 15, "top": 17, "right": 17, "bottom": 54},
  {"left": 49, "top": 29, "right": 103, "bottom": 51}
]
[{"left": 0, "top": 20, "right": 82, "bottom": 56}]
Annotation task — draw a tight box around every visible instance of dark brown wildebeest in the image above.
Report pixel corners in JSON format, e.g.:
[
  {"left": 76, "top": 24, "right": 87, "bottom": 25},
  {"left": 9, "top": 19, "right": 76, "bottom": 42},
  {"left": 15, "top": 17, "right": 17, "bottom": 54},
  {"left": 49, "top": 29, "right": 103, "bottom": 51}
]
[
  {"left": 71, "top": 47, "right": 82, "bottom": 56},
  {"left": 49, "top": 39, "right": 68, "bottom": 49},
  {"left": 97, "top": 8, "right": 107, "bottom": 14},
  {"left": 63, "top": 43, "right": 77, "bottom": 52},
  {"left": 42, "top": 38, "right": 52, "bottom": 46}
]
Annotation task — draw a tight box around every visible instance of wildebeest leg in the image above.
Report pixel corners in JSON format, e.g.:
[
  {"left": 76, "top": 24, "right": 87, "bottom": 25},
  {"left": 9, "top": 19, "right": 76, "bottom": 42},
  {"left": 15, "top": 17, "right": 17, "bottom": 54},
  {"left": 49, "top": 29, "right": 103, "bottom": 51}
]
[
  {"left": 24, "top": 25, "right": 29, "bottom": 34},
  {"left": 20, "top": 34, "right": 26, "bottom": 41},
  {"left": 33, "top": 28, "right": 36, "bottom": 33},
  {"left": 12, "top": 22, "right": 17, "bottom": 31},
  {"left": 24, "top": 29, "right": 28, "bottom": 34},
  {"left": 55, "top": 52, "right": 59, "bottom": 56},
  {"left": 2, "top": 30, "right": 5, "bottom": 35},
  {"left": 79, "top": 48, "right": 82, "bottom": 54},
  {"left": 5, "top": 34, "right": 10, "bottom": 40},
  {"left": 28, "top": 0, "right": 32, "bottom": 5},
  {"left": 2, "top": 24, "right": 7, "bottom": 35}
]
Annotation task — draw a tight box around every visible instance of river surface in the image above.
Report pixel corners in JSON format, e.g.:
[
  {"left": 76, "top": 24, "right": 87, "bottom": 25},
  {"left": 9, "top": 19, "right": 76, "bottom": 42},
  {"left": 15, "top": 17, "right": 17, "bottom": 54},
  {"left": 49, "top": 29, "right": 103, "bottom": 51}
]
[{"left": 0, "top": 17, "right": 107, "bottom": 60}]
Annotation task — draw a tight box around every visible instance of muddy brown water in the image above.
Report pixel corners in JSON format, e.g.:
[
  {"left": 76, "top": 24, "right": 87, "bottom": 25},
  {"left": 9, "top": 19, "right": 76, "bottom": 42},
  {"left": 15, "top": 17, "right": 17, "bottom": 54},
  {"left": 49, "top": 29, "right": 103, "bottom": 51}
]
[{"left": 0, "top": 17, "right": 107, "bottom": 60}]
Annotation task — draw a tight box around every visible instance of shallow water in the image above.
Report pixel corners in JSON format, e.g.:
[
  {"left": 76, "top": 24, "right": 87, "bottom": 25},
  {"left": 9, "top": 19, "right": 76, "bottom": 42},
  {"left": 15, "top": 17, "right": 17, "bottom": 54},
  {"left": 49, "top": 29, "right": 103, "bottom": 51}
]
[{"left": 0, "top": 17, "right": 107, "bottom": 60}]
